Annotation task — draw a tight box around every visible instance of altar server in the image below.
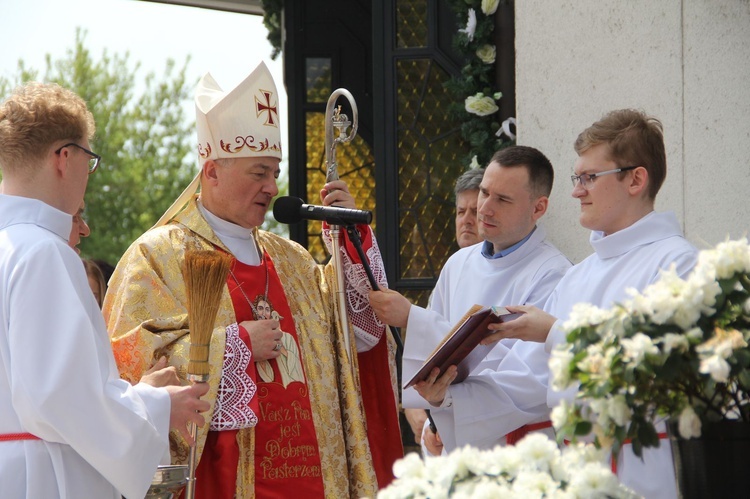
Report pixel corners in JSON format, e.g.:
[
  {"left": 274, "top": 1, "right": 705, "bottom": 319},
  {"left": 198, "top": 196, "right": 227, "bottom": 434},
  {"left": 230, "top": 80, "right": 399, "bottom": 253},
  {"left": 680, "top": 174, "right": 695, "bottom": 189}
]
[{"left": 0, "top": 82, "right": 209, "bottom": 499}]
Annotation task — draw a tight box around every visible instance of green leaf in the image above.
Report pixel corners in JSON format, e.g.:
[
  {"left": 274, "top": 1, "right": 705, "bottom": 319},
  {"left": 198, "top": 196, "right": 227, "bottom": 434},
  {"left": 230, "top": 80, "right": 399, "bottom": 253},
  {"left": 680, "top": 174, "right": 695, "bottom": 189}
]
[{"left": 574, "top": 421, "right": 593, "bottom": 436}]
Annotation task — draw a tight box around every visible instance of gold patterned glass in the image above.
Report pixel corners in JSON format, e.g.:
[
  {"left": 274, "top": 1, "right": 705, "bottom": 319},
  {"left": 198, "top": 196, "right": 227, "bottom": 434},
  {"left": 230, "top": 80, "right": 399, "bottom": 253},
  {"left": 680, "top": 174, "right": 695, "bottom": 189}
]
[
  {"left": 306, "top": 58, "right": 331, "bottom": 103},
  {"left": 401, "top": 288, "right": 433, "bottom": 311},
  {"left": 396, "top": 0, "right": 428, "bottom": 48},
  {"left": 305, "top": 112, "right": 377, "bottom": 264},
  {"left": 395, "top": 58, "right": 468, "bottom": 280}
]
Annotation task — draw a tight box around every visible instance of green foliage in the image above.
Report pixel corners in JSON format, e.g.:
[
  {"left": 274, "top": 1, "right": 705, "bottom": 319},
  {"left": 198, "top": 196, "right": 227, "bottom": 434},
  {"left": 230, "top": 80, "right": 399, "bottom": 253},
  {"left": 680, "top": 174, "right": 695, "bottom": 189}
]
[
  {"left": 261, "top": 0, "right": 283, "bottom": 60},
  {"left": 0, "top": 29, "right": 196, "bottom": 265},
  {"left": 445, "top": 0, "right": 514, "bottom": 169}
]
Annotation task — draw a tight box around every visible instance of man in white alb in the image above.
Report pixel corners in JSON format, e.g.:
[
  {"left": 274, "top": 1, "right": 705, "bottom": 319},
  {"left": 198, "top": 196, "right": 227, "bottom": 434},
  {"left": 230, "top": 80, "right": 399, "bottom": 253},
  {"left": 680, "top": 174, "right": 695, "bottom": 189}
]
[
  {"left": 402, "top": 166, "right": 485, "bottom": 446},
  {"left": 0, "top": 82, "right": 209, "bottom": 499},
  {"left": 370, "top": 145, "right": 571, "bottom": 454},
  {"left": 487, "top": 109, "right": 697, "bottom": 499}
]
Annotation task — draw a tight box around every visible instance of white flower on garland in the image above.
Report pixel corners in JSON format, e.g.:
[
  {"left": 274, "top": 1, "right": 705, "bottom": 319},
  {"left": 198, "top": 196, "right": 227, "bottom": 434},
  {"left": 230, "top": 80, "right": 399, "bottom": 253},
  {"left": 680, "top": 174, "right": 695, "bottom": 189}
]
[
  {"left": 376, "top": 434, "right": 638, "bottom": 498},
  {"left": 464, "top": 92, "right": 498, "bottom": 116},
  {"left": 475, "top": 44, "right": 496, "bottom": 64},
  {"left": 481, "top": 0, "right": 500, "bottom": 16},
  {"left": 469, "top": 155, "right": 480, "bottom": 169},
  {"left": 497, "top": 117, "right": 517, "bottom": 140},
  {"left": 459, "top": 8, "right": 477, "bottom": 42}
]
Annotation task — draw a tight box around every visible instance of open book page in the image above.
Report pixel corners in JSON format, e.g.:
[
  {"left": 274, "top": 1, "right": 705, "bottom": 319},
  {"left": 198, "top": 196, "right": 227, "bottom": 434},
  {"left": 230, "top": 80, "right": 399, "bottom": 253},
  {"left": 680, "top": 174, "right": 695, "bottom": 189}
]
[{"left": 403, "top": 304, "right": 521, "bottom": 389}]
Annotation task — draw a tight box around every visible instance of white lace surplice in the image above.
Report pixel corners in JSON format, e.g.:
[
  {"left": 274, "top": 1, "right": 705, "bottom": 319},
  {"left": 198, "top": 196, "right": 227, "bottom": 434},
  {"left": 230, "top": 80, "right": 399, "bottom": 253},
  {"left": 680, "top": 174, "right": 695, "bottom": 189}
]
[{"left": 211, "top": 322, "right": 258, "bottom": 431}]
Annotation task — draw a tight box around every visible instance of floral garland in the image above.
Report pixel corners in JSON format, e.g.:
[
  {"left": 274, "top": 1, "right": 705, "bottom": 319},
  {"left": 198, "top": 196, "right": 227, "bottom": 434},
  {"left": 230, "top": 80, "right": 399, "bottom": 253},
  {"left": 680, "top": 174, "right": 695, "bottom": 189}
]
[
  {"left": 446, "top": 0, "right": 515, "bottom": 169},
  {"left": 261, "top": 1, "right": 515, "bottom": 168},
  {"left": 261, "top": 0, "right": 283, "bottom": 60}
]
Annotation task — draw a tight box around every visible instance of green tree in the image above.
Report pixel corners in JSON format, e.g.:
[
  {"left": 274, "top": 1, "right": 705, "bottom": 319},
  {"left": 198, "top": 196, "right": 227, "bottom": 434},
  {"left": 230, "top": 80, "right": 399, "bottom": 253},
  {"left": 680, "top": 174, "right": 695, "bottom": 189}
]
[{"left": 0, "top": 29, "right": 196, "bottom": 265}]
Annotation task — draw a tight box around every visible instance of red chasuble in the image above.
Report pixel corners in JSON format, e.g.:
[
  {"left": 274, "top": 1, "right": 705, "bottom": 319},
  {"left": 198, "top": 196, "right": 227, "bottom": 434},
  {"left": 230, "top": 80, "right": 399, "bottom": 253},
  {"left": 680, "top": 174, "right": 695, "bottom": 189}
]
[
  {"left": 194, "top": 251, "right": 324, "bottom": 498},
  {"left": 339, "top": 229, "right": 403, "bottom": 488}
]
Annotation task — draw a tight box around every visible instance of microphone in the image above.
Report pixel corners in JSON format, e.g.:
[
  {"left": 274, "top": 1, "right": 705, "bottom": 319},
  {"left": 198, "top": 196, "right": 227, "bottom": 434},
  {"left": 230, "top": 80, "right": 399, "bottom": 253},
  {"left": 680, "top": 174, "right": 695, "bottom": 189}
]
[{"left": 273, "top": 196, "right": 372, "bottom": 225}]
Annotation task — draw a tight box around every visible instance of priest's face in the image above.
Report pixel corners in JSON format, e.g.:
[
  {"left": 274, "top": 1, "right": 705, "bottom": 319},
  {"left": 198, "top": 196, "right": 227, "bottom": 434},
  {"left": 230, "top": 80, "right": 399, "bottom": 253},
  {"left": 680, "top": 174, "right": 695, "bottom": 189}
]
[
  {"left": 477, "top": 163, "right": 545, "bottom": 253},
  {"left": 572, "top": 143, "right": 636, "bottom": 235},
  {"left": 202, "top": 156, "right": 281, "bottom": 228}
]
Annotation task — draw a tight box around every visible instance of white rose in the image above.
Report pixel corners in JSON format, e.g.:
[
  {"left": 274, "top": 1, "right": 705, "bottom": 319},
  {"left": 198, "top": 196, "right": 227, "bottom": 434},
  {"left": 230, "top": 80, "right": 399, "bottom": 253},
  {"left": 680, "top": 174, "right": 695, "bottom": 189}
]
[
  {"left": 621, "top": 332, "right": 659, "bottom": 364},
  {"left": 465, "top": 93, "right": 499, "bottom": 116},
  {"left": 577, "top": 344, "right": 605, "bottom": 376},
  {"left": 660, "top": 332, "right": 690, "bottom": 354},
  {"left": 710, "top": 238, "right": 750, "bottom": 278},
  {"left": 458, "top": 476, "right": 510, "bottom": 499},
  {"left": 511, "top": 470, "right": 558, "bottom": 495},
  {"left": 550, "top": 401, "right": 571, "bottom": 431},
  {"left": 589, "top": 398, "right": 611, "bottom": 428},
  {"left": 698, "top": 354, "right": 731, "bottom": 382},
  {"left": 549, "top": 347, "right": 574, "bottom": 391},
  {"left": 476, "top": 44, "right": 496, "bottom": 64},
  {"left": 607, "top": 394, "right": 631, "bottom": 427},
  {"left": 686, "top": 327, "right": 704, "bottom": 341},
  {"left": 469, "top": 155, "right": 480, "bottom": 169},
  {"left": 481, "top": 0, "right": 500, "bottom": 16},
  {"left": 678, "top": 405, "right": 702, "bottom": 439},
  {"left": 392, "top": 452, "right": 424, "bottom": 478},
  {"left": 566, "top": 462, "right": 621, "bottom": 497},
  {"left": 514, "top": 433, "right": 559, "bottom": 471},
  {"left": 562, "top": 302, "right": 614, "bottom": 331},
  {"left": 484, "top": 444, "right": 522, "bottom": 477}
]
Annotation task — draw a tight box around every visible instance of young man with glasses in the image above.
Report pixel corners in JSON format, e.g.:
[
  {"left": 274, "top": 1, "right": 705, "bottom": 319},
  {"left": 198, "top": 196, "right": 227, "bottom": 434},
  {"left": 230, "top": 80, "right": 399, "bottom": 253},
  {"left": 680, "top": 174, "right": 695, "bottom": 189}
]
[
  {"left": 0, "top": 81, "right": 210, "bottom": 498},
  {"left": 485, "top": 108, "right": 697, "bottom": 498}
]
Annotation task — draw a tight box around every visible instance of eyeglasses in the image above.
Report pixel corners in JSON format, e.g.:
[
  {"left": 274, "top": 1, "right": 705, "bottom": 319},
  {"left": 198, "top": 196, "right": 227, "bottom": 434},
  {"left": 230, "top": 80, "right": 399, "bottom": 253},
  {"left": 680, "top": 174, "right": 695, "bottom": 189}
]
[
  {"left": 55, "top": 143, "right": 101, "bottom": 174},
  {"left": 570, "top": 166, "right": 638, "bottom": 190}
]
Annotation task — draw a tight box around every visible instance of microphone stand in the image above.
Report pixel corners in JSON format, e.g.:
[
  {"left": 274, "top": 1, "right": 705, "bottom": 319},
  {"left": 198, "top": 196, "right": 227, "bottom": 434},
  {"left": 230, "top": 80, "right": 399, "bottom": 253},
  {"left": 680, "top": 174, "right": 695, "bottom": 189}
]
[
  {"left": 343, "top": 224, "right": 404, "bottom": 383},
  {"left": 343, "top": 225, "right": 439, "bottom": 437}
]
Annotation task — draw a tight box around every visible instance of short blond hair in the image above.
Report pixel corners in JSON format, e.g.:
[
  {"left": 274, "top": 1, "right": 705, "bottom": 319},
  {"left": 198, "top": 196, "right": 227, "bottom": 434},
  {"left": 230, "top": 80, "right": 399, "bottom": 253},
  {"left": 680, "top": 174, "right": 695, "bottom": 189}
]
[{"left": 0, "top": 82, "right": 95, "bottom": 175}]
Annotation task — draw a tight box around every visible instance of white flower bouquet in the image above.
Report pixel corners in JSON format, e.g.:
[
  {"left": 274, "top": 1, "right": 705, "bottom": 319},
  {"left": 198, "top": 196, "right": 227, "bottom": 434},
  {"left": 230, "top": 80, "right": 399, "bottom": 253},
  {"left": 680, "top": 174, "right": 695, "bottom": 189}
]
[
  {"left": 551, "top": 238, "right": 750, "bottom": 457},
  {"left": 376, "top": 434, "right": 638, "bottom": 498}
]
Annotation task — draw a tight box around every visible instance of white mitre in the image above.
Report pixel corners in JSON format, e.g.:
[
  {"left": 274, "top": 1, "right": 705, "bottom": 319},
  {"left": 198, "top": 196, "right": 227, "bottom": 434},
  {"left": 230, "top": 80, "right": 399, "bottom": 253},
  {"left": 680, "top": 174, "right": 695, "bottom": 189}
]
[
  {"left": 196, "top": 62, "right": 282, "bottom": 161},
  {"left": 154, "top": 61, "right": 282, "bottom": 227}
]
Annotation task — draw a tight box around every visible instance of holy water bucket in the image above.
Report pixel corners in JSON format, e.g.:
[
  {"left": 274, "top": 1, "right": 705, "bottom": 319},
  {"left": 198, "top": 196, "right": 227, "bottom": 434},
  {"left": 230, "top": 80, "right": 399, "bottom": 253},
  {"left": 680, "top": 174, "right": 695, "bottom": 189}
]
[{"left": 144, "top": 465, "right": 189, "bottom": 499}]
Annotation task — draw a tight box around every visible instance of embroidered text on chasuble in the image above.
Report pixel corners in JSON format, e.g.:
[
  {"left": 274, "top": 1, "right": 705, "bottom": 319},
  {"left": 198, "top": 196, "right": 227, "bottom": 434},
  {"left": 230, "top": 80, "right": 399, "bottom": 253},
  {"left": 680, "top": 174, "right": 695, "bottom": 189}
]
[{"left": 195, "top": 253, "right": 325, "bottom": 498}]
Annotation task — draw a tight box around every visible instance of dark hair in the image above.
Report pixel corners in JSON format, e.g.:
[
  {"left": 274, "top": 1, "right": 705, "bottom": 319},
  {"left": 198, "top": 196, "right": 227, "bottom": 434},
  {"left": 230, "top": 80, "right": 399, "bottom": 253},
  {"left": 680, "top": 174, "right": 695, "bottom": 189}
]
[
  {"left": 488, "top": 145, "right": 554, "bottom": 197},
  {"left": 574, "top": 109, "right": 666, "bottom": 199},
  {"left": 454, "top": 168, "right": 484, "bottom": 198},
  {"left": 92, "top": 259, "right": 115, "bottom": 283},
  {"left": 82, "top": 259, "right": 107, "bottom": 308}
]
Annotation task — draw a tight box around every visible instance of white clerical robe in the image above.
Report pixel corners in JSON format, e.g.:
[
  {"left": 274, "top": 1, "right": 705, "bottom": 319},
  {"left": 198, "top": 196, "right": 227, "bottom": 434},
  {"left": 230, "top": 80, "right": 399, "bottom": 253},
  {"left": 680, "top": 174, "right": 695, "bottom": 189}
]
[
  {"left": 0, "top": 195, "right": 171, "bottom": 499},
  {"left": 544, "top": 211, "right": 697, "bottom": 499},
  {"left": 403, "top": 225, "right": 571, "bottom": 452}
]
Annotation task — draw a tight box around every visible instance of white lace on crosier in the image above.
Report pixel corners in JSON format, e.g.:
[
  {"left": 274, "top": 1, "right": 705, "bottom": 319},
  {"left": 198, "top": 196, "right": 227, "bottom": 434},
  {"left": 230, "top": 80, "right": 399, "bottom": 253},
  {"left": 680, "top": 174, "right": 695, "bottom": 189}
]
[
  {"left": 210, "top": 322, "right": 258, "bottom": 431},
  {"left": 323, "top": 227, "right": 387, "bottom": 348}
]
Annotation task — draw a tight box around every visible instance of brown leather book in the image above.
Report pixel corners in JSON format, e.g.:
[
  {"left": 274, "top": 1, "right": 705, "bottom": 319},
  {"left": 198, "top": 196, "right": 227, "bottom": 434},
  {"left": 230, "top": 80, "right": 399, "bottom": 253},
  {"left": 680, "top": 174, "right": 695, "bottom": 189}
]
[{"left": 403, "top": 305, "right": 522, "bottom": 389}]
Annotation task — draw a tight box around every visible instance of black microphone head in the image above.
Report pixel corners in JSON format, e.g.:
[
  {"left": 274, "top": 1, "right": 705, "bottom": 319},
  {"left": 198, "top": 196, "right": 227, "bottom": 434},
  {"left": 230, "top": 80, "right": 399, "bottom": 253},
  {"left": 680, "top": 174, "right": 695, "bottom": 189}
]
[{"left": 273, "top": 196, "right": 304, "bottom": 224}]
